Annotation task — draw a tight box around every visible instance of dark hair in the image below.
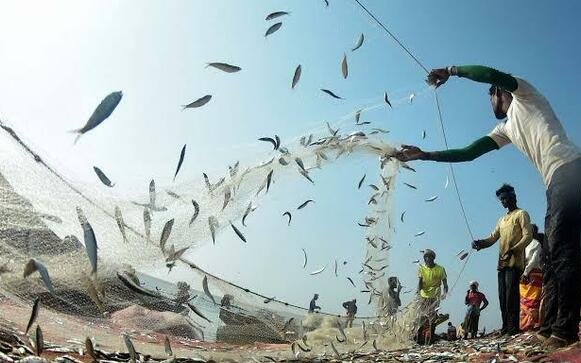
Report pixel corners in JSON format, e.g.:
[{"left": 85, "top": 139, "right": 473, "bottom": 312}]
[
  {"left": 489, "top": 85, "right": 497, "bottom": 95},
  {"left": 532, "top": 224, "right": 539, "bottom": 235},
  {"left": 495, "top": 183, "right": 515, "bottom": 197}
]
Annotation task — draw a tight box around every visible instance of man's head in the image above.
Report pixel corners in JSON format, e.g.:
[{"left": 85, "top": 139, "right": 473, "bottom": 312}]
[
  {"left": 314, "top": 293, "right": 319, "bottom": 300},
  {"left": 489, "top": 86, "right": 513, "bottom": 120},
  {"left": 469, "top": 281, "right": 479, "bottom": 291},
  {"left": 496, "top": 183, "right": 517, "bottom": 209},
  {"left": 423, "top": 249, "right": 436, "bottom": 266},
  {"left": 388, "top": 276, "right": 398, "bottom": 289},
  {"left": 448, "top": 322, "right": 452, "bottom": 327}
]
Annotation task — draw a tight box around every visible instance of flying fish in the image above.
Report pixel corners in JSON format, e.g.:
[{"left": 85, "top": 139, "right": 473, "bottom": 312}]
[
  {"left": 93, "top": 167, "right": 115, "bottom": 187},
  {"left": 292, "top": 65, "right": 302, "bottom": 89},
  {"left": 352, "top": 33, "right": 364, "bottom": 51},
  {"left": 206, "top": 62, "right": 241, "bottom": 73},
  {"left": 182, "top": 95, "right": 212, "bottom": 110},
  {"left": 229, "top": 221, "right": 246, "bottom": 243},
  {"left": 173, "top": 144, "right": 186, "bottom": 181},
  {"left": 71, "top": 91, "right": 122, "bottom": 144},
  {"left": 321, "top": 89, "right": 343, "bottom": 99},
  {"left": 265, "top": 22, "right": 283, "bottom": 37}
]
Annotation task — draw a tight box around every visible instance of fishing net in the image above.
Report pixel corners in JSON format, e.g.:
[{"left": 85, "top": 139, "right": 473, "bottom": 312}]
[{"left": 0, "top": 88, "right": 436, "bottom": 360}]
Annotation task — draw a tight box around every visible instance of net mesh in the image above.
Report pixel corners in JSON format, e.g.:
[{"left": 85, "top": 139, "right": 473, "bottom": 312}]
[{"left": 0, "top": 89, "right": 434, "bottom": 359}]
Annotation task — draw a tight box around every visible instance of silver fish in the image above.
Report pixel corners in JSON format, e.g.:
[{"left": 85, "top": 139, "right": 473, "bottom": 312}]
[
  {"left": 425, "top": 195, "right": 438, "bottom": 202},
  {"left": 326, "top": 122, "right": 339, "bottom": 137},
  {"left": 149, "top": 179, "right": 157, "bottom": 207},
  {"left": 182, "top": 95, "right": 212, "bottom": 109},
  {"left": 341, "top": 54, "right": 348, "bottom": 79},
  {"left": 208, "top": 216, "right": 218, "bottom": 244},
  {"left": 166, "top": 190, "right": 181, "bottom": 199},
  {"left": 186, "top": 302, "right": 212, "bottom": 323},
  {"left": 401, "top": 211, "right": 406, "bottom": 222},
  {"left": 23, "top": 259, "right": 54, "bottom": 293},
  {"left": 334, "top": 259, "right": 338, "bottom": 277},
  {"left": 283, "top": 211, "right": 292, "bottom": 226},
  {"left": 258, "top": 136, "right": 278, "bottom": 150},
  {"left": 295, "top": 157, "right": 306, "bottom": 171},
  {"left": 206, "top": 62, "right": 241, "bottom": 73},
  {"left": 164, "top": 336, "right": 172, "bottom": 356},
  {"left": 384, "top": 92, "right": 392, "bottom": 108},
  {"left": 422, "top": 130, "right": 426, "bottom": 139},
  {"left": 372, "top": 127, "right": 390, "bottom": 134},
  {"left": 222, "top": 187, "right": 232, "bottom": 210},
  {"left": 202, "top": 275, "right": 216, "bottom": 304},
  {"left": 266, "top": 170, "right": 274, "bottom": 193},
  {"left": 297, "top": 199, "right": 314, "bottom": 209},
  {"left": 78, "top": 211, "right": 98, "bottom": 274},
  {"left": 71, "top": 91, "right": 122, "bottom": 144},
  {"left": 352, "top": 33, "right": 364, "bottom": 51},
  {"left": 321, "top": 89, "right": 343, "bottom": 99},
  {"left": 35, "top": 325, "right": 44, "bottom": 356},
  {"left": 114, "top": 207, "right": 128, "bottom": 244},
  {"left": 93, "top": 166, "right": 115, "bottom": 187},
  {"left": 403, "top": 182, "right": 417, "bottom": 190},
  {"left": 159, "top": 219, "right": 175, "bottom": 252},
  {"left": 347, "top": 277, "right": 355, "bottom": 287},
  {"left": 414, "top": 231, "right": 425, "bottom": 237},
  {"left": 123, "top": 334, "right": 137, "bottom": 363},
  {"left": 357, "top": 174, "right": 366, "bottom": 189},
  {"left": 229, "top": 160, "right": 240, "bottom": 178},
  {"left": 26, "top": 297, "right": 41, "bottom": 334},
  {"left": 368, "top": 184, "right": 379, "bottom": 191},
  {"left": 330, "top": 341, "right": 340, "bottom": 357},
  {"left": 310, "top": 266, "right": 325, "bottom": 275},
  {"left": 372, "top": 339, "right": 378, "bottom": 351},
  {"left": 202, "top": 172, "right": 212, "bottom": 191},
  {"left": 242, "top": 202, "right": 256, "bottom": 227},
  {"left": 189, "top": 200, "right": 200, "bottom": 226},
  {"left": 173, "top": 144, "right": 186, "bottom": 181},
  {"left": 279, "top": 157, "right": 289, "bottom": 165},
  {"left": 143, "top": 208, "right": 151, "bottom": 240},
  {"left": 265, "top": 11, "right": 290, "bottom": 21},
  {"left": 292, "top": 65, "right": 302, "bottom": 89},
  {"left": 265, "top": 22, "right": 282, "bottom": 37},
  {"left": 299, "top": 169, "right": 314, "bottom": 184},
  {"left": 229, "top": 221, "right": 246, "bottom": 243},
  {"left": 302, "top": 248, "right": 307, "bottom": 268}
]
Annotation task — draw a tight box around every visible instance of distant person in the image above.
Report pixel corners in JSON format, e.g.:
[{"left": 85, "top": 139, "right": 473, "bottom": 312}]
[
  {"left": 520, "top": 224, "right": 543, "bottom": 331},
  {"left": 447, "top": 322, "right": 457, "bottom": 341},
  {"left": 463, "top": 281, "right": 489, "bottom": 339},
  {"left": 342, "top": 299, "right": 357, "bottom": 328},
  {"left": 472, "top": 184, "right": 532, "bottom": 336},
  {"left": 308, "top": 293, "right": 321, "bottom": 313},
  {"left": 395, "top": 64, "right": 581, "bottom": 349},
  {"left": 457, "top": 323, "right": 465, "bottom": 340},
  {"left": 385, "top": 276, "right": 402, "bottom": 316},
  {"left": 417, "top": 249, "right": 448, "bottom": 316}
]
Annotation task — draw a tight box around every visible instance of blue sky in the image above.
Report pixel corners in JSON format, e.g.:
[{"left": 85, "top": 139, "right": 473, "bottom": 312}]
[{"left": 1, "top": 0, "right": 580, "bottom": 331}]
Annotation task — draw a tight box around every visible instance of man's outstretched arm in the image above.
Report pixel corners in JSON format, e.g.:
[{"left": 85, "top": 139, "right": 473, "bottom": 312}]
[
  {"left": 398, "top": 136, "right": 499, "bottom": 163},
  {"left": 428, "top": 65, "right": 518, "bottom": 92}
]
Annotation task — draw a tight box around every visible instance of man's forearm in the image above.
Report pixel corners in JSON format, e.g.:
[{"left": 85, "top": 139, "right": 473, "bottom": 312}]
[
  {"left": 422, "top": 136, "right": 498, "bottom": 162},
  {"left": 451, "top": 65, "right": 518, "bottom": 92}
]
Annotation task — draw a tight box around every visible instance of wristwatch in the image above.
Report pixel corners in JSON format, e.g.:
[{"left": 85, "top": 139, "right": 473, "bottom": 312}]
[{"left": 447, "top": 66, "right": 458, "bottom": 76}]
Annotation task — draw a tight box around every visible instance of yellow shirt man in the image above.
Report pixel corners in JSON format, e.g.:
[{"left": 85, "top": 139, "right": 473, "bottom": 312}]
[
  {"left": 480, "top": 208, "right": 533, "bottom": 271},
  {"left": 418, "top": 264, "right": 447, "bottom": 299}
]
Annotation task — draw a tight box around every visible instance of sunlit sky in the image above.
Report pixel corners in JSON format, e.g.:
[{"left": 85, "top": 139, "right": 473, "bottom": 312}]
[{"left": 1, "top": 0, "right": 580, "bottom": 331}]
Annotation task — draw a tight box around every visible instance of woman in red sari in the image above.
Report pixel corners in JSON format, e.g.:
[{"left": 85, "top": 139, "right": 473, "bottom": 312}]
[{"left": 520, "top": 224, "right": 543, "bottom": 331}]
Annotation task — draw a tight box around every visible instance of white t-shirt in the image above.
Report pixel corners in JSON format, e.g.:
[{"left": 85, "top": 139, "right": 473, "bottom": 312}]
[
  {"left": 523, "top": 238, "right": 541, "bottom": 276},
  {"left": 488, "top": 78, "right": 581, "bottom": 187}
]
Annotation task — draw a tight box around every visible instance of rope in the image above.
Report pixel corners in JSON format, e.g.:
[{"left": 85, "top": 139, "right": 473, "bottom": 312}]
[{"left": 351, "top": 0, "right": 474, "bottom": 291}]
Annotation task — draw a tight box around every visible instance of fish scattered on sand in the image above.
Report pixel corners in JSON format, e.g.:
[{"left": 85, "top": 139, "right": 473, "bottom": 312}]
[
  {"left": 229, "top": 221, "right": 246, "bottom": 243},
  {"left": 173, "top": 144, "right": 186, "bottom": 181},
  {"left": 297, "top": 199, "right": 314, "bottom": 209},
  {"left": 189, "top": 200, "right": 200, "bottom": 226},
  {"left": 71, "top": 91, "right": 122, "bottom": 144},
  {"left": 206, "top": 62, "right": 241, "bottom": 73},
  {"left": 166, "top": 190, "right": 181, "bottom": 199},
  {"left": 352, "top": 33, "right": 364, "bottom": 51},
  {"left": 26, "top": 297, "right": 41, "bottom": 334},
  {"left": 341, "top": 54, "right": 348, "bottom": 79},
  {"left": 292, "top": 65, "right": 302, "bottom": 89},
  {"left": 265, "top": 22, "right": 282, "bottom": 37},
  {"left": 23, "top": 259, "right": 54, "bottom": 293},
  {"left": 222, "top": 187, "right": 232, "bottom": 210},
  {"left": 425, "top": 195, "right": 438, "bottom": 202},
  {"left": 114, "top": 206, "right": 128, "bottom": 244},
  {"left": 265, "top": 11, "right": 290, "bottom": 21},
  {"left": 321, "top": 89, "right": 343, "bottom": 99},
  {"left": 182, "top": 95, "right": 212, "bottom": 110},
  {"left": 301, "top": 248, "right": 307, "bottom": 268},
  {"left": 93, "top": 166, "right": 114, "bottom": 187},
  {"left": 310, "top": 266, "right": 325, "bottom": 275},
  {"left": 202, "top": 275, "right": 217, "bottom": 305}
]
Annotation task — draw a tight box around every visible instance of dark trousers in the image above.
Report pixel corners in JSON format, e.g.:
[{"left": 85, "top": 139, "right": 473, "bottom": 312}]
[
  {"left": 539, "top": 159, "right": 581, "bottom": 341},
  {"left": 498, "top": 267, "right": 521, "bottom": 334}
]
